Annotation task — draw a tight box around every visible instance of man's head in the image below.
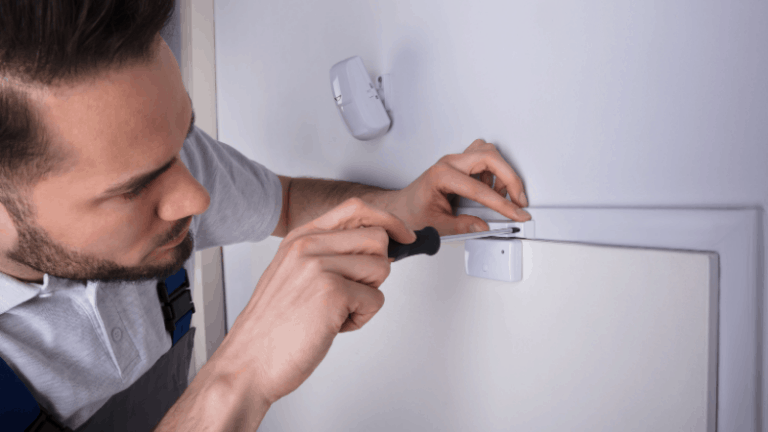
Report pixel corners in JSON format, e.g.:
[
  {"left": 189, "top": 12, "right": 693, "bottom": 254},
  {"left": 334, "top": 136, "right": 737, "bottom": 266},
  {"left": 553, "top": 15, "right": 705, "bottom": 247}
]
[{"left": 0, "top": 1, "right": 211, "bottom": 286}]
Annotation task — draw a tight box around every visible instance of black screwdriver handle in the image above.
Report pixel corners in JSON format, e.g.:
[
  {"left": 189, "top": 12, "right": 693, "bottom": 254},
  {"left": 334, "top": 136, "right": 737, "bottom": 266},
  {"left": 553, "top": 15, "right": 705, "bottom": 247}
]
[{"left": 387, "top": 226, "right": 441, "bottom": 262}]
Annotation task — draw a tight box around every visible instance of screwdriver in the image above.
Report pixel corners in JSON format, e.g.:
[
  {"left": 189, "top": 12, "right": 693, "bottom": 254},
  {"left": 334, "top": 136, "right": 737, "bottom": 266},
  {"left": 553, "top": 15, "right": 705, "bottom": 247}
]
[{"left": 387, "top": 226, "right": 521, "bottom": 262}]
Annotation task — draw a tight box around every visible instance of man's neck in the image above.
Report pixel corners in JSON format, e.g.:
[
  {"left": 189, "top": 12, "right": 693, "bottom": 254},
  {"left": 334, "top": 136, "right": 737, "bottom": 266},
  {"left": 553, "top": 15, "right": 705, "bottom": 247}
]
[{"left": 0, "top": 256, "right": 45, "bottom": 285}]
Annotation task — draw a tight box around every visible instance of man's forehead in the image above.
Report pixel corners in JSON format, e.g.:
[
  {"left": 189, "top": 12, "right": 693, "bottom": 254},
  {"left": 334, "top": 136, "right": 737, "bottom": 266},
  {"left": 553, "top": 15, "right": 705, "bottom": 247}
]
[
  {"left": 33, "top": 54, "right": 192, "bottom": 201},
  {"left": 43, "top": 98, "right": 177, "bottom": 168}
]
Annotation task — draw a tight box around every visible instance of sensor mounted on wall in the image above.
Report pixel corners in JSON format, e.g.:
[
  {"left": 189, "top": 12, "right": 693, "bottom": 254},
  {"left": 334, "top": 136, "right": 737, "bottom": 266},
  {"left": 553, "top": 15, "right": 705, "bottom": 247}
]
[{"left": 330, "top": 56, "right": 392, "bottom": 141}]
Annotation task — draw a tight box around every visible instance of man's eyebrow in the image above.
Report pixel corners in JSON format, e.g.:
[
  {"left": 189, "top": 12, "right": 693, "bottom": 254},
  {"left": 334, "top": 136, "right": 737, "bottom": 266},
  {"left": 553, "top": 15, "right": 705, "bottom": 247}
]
[{"left": 100, "top": 106, "right": 195, "bottom": 197}]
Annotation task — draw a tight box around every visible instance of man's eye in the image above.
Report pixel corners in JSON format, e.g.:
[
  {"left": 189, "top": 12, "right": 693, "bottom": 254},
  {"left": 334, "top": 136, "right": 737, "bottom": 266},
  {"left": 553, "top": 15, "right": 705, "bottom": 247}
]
[{"left": 122, "top": 183, "right": 151, "bottom": 201}]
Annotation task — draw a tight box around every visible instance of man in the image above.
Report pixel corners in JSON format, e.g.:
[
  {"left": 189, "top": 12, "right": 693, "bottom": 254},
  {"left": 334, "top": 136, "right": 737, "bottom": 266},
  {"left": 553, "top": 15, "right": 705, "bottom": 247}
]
[{"left": 0, "top": 1, "right": 531, "bottom": 430}]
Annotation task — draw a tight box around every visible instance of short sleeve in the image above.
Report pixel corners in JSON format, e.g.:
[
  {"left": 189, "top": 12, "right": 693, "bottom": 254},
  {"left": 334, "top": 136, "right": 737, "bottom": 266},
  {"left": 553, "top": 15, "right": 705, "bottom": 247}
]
[{"left": 179, "top": 126, "right": 283, "bottom": 251}]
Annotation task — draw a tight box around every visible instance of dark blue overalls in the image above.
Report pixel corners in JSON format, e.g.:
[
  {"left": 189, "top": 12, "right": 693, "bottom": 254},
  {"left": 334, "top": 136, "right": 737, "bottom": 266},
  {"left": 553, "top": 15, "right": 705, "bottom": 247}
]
[{"left": 0, "top": 267, "right": 195, "bottom": 432}]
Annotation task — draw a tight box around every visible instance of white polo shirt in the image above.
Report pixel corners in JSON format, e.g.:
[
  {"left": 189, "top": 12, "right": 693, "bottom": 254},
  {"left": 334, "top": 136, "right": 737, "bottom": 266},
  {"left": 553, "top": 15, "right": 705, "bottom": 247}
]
[{"left": 0, "top": 126, "right": 283, "bottom": 430}]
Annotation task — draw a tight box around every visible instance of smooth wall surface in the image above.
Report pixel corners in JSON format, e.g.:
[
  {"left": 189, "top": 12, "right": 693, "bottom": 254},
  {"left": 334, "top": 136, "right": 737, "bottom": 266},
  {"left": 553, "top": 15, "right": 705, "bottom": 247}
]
[
  {"left": 213, "top": 0, "right": 767, "bottom": 429},
  {"left": 260, "top": 240, "right": 718, "bottom": 432}
]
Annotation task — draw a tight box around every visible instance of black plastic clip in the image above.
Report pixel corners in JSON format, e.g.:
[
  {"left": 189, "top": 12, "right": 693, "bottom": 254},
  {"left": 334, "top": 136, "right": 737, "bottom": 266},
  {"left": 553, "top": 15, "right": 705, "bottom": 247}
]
[{"left": 156, "top": 270, "right": 195, "bottom": 334}]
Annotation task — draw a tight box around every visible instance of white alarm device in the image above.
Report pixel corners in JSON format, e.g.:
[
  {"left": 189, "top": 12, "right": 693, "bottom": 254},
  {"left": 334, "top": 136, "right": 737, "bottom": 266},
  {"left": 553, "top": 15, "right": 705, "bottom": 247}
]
[{"left": 329, "top": 56, "right": 391, "bottom": 141}]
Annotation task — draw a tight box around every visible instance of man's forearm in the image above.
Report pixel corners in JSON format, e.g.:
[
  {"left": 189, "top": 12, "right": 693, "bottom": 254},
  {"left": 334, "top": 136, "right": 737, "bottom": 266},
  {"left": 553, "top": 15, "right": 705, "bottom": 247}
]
[
  {"left": 153, "top": 356, "right": 271, "bottom": 432},
  {"left": 285, "top": 177, "right": 396, "bottom": 233}
]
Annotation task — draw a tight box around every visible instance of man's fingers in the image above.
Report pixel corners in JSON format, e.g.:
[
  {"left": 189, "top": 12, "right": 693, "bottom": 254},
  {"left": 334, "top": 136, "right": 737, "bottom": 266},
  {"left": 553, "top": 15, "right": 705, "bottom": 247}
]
[
  {"left": 479, "top": 168, "right": 510, "bottom": 199},
  {"left": 297, "top": 227, "right": 390, "bottom": 258},
  {"left": 490, "top": 175, "right": 521, "bottom": 206},
  {"left": 318, "top": 255, "right": 390, "bottom": 333},
  {"left": 444, "top": 144, "right": 527, "bottom": 208},
  {"left": 336, "top": 277, "right": 386, "bottom": 333},
  {"left": 494, "top": 180, "right": 507, "bottom": 199},
  {"left": 288, "top": 197, "right": 416, "bottom": 245},
  {"left": 318, "top": 253, "right": 391, "bottom": 289},
  {"left": 428, "top": 214, "right": 490, "bottom": 237},
  {"left": 458, "top": 151, "right": 525, "bottom": 207},
  {"left": 465, "top": 138, "right": 488, "bottom": 151},
  {"left": 479, "top": 170, "right": 493, "bottom": 188},
  {"left": 435, "top": 165, "right": 531, "bottom": 222}
]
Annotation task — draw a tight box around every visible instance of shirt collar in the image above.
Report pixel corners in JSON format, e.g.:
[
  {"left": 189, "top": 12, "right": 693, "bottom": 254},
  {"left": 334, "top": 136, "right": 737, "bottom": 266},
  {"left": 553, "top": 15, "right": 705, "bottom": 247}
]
[{"left": 0, "top": 271, "right": 47, "bottom": 315}]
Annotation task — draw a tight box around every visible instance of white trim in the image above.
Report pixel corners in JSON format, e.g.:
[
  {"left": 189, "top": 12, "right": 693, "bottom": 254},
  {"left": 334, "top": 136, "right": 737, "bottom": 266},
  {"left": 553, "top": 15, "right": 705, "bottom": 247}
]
[
  {"left": 458, "top": 206, "right": 761, "bottom": 432},
  {"left": 179, "top": 0, "right": 226, "bottom": 383}
]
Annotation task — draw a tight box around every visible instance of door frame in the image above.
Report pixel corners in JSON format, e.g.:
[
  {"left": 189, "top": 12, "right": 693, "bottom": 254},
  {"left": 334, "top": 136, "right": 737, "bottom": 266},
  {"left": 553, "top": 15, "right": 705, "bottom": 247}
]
[
  {"left": 177, "top": 0, "right": 227, "bottom": 382},
  {"left": 458, "top": 206, "right": 762, "bottom": 432}
]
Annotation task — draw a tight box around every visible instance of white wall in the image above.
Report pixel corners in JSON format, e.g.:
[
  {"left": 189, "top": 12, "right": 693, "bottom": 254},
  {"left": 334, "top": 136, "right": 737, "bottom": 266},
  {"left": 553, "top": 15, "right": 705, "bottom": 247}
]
[{"left": 213, "top": 0, "right": 767, "bottom": 428}]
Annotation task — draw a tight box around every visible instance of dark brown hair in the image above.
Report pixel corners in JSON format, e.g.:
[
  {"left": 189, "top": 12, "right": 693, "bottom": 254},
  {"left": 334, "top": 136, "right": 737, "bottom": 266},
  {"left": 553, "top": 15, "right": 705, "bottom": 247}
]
[{"left": 0, "top": 0, "right": 175, "bottom": 223}]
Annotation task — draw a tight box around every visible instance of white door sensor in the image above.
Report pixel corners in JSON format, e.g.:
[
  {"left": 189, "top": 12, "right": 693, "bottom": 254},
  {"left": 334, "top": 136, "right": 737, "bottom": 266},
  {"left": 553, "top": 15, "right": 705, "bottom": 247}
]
[
  {"left": 330, "top": 56, "right": 391, "bottom": 141},
  {"left": 465, "top": 239, "right": 524, "bottom": 283}
]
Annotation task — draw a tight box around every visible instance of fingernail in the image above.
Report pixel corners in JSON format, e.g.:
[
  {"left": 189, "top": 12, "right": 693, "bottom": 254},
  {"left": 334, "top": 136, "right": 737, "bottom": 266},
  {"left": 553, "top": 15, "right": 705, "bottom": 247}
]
[
  {"left": 470, "top": 224, "right": 483, "bottom": 233},
  {"left": 517, "top": 208, "right": 532, "bottom": 220},
  {"left": 518, "top": 191, "right": 528, "bottom": 207}
]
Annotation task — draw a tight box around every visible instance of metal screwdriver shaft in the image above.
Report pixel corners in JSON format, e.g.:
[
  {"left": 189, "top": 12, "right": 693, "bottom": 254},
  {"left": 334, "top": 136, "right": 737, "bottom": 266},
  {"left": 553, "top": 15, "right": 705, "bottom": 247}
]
[
  {"left": 439, "top": 227, "right": 520, "bottom": 243},
  {"left": 387, "top": 226, "right": 521, "bottom": 262}
]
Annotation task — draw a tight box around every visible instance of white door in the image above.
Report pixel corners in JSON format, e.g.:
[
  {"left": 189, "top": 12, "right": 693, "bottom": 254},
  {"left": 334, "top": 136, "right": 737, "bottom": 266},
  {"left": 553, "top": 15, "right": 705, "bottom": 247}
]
[{"left": 255, "top": 235, "right": 718, "bottom": 432}]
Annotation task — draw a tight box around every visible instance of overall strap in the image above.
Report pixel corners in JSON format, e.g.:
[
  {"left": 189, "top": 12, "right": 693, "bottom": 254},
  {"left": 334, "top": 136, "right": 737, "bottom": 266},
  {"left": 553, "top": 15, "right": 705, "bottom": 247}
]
[
  {"left": 156, "top": 266, "right": 195, "bottom": 346},
  {"left": 0, "top": 355, "right": 73, "bottom": 432},
  {"left": 0, "top": 267, "right": 195, "bottom": 431}
]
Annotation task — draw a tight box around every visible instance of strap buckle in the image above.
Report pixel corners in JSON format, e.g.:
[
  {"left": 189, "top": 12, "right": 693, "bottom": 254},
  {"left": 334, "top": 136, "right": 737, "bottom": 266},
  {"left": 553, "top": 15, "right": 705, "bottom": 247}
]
[{"left": 156, "top": 268, "right": 195, "bottom": 334}]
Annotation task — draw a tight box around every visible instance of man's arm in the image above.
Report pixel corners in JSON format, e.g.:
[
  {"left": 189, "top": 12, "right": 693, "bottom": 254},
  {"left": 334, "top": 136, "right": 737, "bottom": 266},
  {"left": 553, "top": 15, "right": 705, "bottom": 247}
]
[
  {"left": 271, "top": 175, "right": 396, "bottom": 238},
  {"left": 153, "top": 352, "right": 271, "bottom": 431},
  {"left": 270, "top": 139, "right": 532, "bottom": 238},
  {"left": 153, "top": 141, "right": 528, "bottom": 430}
]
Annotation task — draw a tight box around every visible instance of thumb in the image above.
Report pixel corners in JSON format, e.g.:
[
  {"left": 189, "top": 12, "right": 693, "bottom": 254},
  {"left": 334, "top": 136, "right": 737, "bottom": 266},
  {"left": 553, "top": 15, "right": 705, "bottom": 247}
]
[{"left": 430, "top": 214, "right": 489, "bottom": 237}]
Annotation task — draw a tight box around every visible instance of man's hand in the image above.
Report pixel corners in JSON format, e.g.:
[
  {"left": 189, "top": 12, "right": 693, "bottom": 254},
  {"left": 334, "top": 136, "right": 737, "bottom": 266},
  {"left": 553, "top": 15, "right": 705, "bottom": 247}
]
[
  {"left": 210, "top": 197, "right": 415, "bottom": 405},
  {"left": 385, "top": 139, "right": 531, "bottom": 236},
  {"left": 155, "top": 198, "right": 415, "bottom": 431}
]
